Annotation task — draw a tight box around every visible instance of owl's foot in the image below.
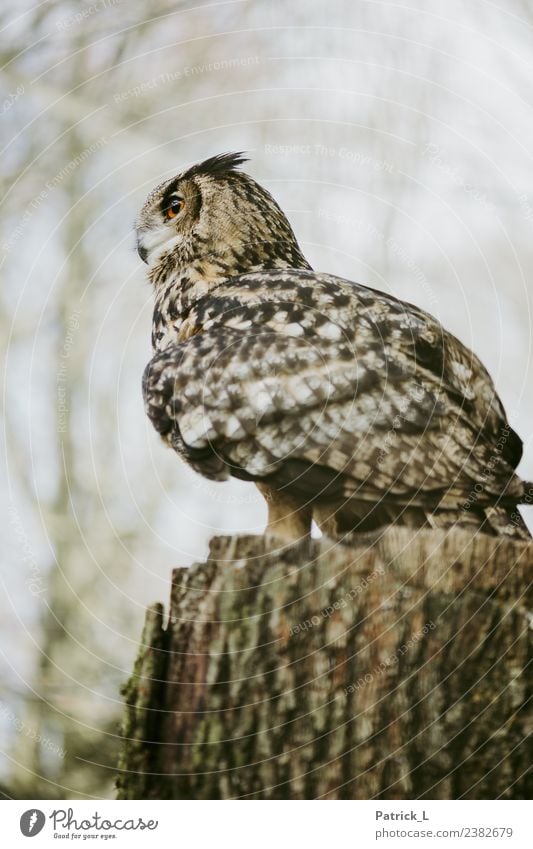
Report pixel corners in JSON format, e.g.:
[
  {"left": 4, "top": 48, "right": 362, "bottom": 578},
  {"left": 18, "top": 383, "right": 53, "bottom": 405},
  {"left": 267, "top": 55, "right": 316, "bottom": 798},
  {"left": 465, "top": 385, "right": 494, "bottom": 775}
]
[{"left": 256, "top": 482, "right": 312, "bottom": 546}]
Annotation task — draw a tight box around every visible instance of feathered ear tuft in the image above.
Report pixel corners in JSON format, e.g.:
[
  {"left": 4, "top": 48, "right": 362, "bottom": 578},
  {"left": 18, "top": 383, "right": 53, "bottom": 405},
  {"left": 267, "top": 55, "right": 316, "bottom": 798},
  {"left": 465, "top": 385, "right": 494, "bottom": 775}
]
[{"left": 182, "top": 152, "right": 249, "bottom": 180}]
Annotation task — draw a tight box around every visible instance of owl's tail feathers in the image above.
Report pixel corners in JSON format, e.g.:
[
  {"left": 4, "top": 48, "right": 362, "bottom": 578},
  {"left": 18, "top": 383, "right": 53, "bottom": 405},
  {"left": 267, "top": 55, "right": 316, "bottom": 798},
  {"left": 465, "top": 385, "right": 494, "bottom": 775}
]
[
  {"left": 428, "top": 486, "right": 533, "bottom": 541},
  {"left": 314, "top": 480, "right": 533, "bottom": 540},
  {"left": 482, "top": 505, "right": 531, "bottom": 540},
  {"left": 496, "top": 480, "right": 533, "bottom": 540},
  {"left": 493, "top": 480, "right": 533, "bottom": 540},
  {"left": 429, "top": 477, "right": 533, "bottom": 540},
  {"left": 518, "top": 481, "right": 533, "bottom": 505}
]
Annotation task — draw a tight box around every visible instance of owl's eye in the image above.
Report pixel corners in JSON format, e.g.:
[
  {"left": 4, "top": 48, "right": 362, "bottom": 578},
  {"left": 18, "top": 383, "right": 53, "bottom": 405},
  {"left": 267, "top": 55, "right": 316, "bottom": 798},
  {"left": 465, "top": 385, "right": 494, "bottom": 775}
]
[{"left": 164, "top": 195, "right": 184, "bottom": 220}]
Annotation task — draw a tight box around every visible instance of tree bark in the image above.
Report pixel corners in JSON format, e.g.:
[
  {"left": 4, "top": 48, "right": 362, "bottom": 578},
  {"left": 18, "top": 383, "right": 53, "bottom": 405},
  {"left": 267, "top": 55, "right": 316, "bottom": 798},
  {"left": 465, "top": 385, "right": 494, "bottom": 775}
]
[{"left": 116, "top": 527, "right": 532, "bottom": 799}]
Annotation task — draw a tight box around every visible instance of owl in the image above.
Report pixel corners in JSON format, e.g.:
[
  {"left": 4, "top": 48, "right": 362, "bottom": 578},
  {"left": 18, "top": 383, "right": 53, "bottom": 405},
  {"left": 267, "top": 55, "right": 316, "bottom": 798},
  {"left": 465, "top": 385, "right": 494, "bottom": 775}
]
[{"left": 137, "top": 153, "right": 531, "bottom": 542}]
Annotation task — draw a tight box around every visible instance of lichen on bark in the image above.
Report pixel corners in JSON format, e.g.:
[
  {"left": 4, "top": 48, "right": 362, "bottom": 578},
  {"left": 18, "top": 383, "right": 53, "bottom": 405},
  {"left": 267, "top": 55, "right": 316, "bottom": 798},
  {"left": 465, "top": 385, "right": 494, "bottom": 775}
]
[{"left": 117, "top": 528, "right": 532, "bottom": 800}]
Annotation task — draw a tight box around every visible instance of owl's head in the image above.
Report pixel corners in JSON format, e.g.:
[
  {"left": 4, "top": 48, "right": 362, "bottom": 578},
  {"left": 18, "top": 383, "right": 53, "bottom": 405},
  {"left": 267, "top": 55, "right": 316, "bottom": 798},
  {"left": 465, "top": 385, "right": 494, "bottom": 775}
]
[{"left": 136, "top": 152, "right": 310, "bottom": 286}]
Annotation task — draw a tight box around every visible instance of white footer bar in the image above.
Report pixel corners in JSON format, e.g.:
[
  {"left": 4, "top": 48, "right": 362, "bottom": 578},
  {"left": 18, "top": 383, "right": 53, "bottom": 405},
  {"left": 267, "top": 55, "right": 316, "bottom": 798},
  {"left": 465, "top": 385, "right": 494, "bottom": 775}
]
[{"left": 3, "top": 799, "right": 530, "bottom": 848}]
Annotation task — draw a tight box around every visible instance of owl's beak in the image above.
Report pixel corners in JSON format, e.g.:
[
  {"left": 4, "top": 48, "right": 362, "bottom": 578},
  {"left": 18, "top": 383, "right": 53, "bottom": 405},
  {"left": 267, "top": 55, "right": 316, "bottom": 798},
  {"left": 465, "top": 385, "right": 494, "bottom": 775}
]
[{"left": 137, "top": 237, "right": 149, "bottom": 264}]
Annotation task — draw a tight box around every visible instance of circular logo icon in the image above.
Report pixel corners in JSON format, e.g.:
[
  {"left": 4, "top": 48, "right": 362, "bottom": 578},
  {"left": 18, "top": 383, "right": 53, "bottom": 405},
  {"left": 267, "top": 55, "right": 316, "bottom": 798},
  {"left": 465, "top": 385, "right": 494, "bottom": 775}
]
[{"left": 20, "top": 810, "right": 45, "bottom": 837}]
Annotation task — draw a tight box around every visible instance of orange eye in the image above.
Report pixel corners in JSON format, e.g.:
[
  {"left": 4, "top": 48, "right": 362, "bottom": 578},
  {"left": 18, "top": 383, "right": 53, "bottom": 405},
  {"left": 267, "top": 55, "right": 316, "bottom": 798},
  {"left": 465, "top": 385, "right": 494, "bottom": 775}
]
[{"left": 165, "top": 196, "right": 184, "bottom": 220}]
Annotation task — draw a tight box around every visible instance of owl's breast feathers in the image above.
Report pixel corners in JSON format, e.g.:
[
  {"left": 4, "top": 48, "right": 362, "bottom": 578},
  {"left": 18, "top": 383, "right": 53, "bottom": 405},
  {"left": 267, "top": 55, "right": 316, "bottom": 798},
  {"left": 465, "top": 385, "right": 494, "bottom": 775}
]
[{"left": 143, "top": 268, "right": 526, "bottom": 510}]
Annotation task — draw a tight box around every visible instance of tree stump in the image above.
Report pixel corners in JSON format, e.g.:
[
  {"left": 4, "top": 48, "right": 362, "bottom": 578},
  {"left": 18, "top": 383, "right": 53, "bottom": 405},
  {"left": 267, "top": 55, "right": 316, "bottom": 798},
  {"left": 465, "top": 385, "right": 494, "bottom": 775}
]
[{"left": 116, "top": 527, "right": 532, "bottom": 799}]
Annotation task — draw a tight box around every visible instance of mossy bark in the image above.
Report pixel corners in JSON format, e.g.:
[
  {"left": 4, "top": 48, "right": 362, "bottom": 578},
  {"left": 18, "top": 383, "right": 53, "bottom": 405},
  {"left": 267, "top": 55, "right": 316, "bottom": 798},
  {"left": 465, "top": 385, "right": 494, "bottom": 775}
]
[{"left": 117, "top": 527, "right": 532, "bottom": 799}]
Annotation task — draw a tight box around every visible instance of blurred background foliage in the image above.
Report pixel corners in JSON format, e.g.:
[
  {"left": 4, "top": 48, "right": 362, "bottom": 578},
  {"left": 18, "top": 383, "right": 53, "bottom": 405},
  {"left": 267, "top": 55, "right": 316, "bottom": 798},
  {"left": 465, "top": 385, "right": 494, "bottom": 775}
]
[{"left": 1, "top": 0, "right": 532, "bottom": 798}]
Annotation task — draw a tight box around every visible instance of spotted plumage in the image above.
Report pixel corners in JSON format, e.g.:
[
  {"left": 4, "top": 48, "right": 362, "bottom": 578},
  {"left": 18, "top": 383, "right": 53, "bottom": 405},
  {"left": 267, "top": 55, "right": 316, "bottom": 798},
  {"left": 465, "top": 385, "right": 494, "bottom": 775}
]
[{"left": 137, "top": 152, "right": 531, "bottom": 541}]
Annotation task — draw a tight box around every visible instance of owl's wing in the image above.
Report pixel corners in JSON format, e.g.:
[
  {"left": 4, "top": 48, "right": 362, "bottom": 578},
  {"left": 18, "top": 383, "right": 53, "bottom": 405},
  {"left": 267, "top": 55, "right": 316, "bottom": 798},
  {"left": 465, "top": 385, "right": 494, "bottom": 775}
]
[
  {"left": 186, "top": 269, "right": 519, "bottom": 450},
  {"left": 143, "top": 303, "right": 521, "bottom": 506}
]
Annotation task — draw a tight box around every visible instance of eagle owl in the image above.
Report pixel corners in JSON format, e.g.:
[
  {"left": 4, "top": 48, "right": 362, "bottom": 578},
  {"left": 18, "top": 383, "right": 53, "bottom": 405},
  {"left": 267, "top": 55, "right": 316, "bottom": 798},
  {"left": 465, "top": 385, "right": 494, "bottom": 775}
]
[{"left": 137, "top": 153, "right": 531, "bottom": 542}]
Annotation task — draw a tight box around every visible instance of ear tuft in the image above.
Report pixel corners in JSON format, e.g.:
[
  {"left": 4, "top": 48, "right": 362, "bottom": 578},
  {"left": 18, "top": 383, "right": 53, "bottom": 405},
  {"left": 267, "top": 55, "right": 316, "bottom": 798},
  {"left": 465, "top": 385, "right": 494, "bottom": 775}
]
[{"left": 181, "top": 152, "right": 248, "bottom": 180}]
